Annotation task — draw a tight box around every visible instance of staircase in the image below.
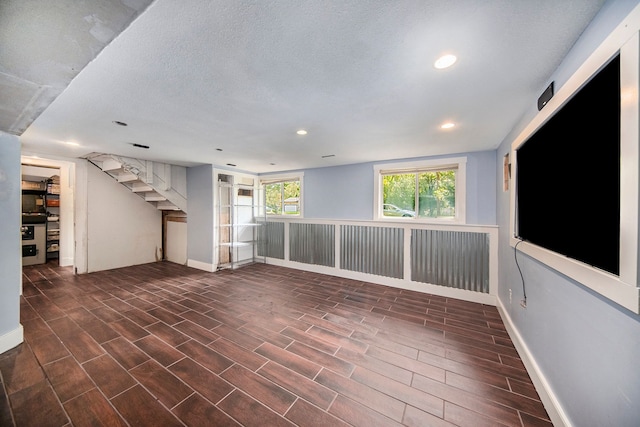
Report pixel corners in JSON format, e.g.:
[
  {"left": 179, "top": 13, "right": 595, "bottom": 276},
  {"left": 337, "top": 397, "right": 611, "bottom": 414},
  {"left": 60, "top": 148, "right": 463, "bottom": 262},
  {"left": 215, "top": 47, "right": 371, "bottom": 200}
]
[{"left": 84, "top": 153, "right": 187, "bottom": 213}]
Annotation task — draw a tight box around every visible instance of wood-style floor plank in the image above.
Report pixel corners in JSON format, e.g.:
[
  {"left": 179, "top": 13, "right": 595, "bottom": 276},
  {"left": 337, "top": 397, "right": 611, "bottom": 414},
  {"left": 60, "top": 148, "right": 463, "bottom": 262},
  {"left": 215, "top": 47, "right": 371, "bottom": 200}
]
[
  {"left": 172, "top": 394, "right": 241, "bottom": 427},
  {"left": 63, "top": 388, "right": 128, "bottom": 427},
  {"left": 41, "top": 356, "right": 95, "bottom": 403},
  {"left": 0, "top": 260, "right": 552, "bottom": 426},
  {"left": 8, "top": 380, "right": 68, "bottom": 427},
  {"left": 110, "top": 385, "right": 183, "bottom": 427}
]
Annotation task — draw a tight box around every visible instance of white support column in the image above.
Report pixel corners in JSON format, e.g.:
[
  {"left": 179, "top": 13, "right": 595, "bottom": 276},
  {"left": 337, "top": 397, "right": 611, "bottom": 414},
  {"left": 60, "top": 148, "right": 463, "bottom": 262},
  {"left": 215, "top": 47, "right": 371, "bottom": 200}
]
[
  {"left": 334, "top": 223, "right": 341, "bottom": 269},
  {"left": 283, "top": 221, "right": 290, "bottom": 262},
  {"left": 403, "top": 227, "right": 412, "bottom": 281}
]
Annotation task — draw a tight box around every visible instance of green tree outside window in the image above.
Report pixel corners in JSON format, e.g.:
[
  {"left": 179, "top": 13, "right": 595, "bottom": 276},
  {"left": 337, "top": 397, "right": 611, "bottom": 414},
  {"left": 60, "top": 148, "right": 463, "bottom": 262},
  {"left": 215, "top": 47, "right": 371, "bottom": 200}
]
[
  {"left": 382, "top": 170, "right": 455, "bottom": 218},
  {"left": 265, "top": 180, "right": 300, "bottom": 215}
]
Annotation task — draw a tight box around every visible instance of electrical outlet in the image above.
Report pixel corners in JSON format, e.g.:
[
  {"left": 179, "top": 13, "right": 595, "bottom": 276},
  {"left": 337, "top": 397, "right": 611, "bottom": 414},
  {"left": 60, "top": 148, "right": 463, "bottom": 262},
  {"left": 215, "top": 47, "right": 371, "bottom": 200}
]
[
  {"left": 509, "top": 289, "right": 512, "bottom": 303},
  {"left": 520, "top": 299, "right": 527, "bottom": 308}
]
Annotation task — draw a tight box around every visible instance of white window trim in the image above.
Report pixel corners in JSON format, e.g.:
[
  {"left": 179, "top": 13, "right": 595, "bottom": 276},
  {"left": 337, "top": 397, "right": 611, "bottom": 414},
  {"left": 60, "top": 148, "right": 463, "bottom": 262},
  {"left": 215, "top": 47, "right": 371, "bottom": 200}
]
[
  {"left": 373, "top": 157, "right": 466, "bottom": 224},
  {"left": 260, "top": 172, "right": 304, "bottom": 218}
]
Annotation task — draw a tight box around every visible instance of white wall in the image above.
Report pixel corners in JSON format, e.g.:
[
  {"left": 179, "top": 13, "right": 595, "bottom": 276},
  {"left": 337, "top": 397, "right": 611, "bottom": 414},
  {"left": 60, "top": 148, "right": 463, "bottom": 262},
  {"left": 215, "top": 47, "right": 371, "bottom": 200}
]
[{"left": 87, "top": 163, "right": 162, "bottom": 272}]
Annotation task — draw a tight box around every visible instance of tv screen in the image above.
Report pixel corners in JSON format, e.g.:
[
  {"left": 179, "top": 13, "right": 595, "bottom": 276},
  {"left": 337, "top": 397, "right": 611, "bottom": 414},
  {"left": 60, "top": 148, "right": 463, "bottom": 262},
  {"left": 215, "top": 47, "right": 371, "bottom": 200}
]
[{"left": 516, "top": 54, "right": 620, "bottom": 276}]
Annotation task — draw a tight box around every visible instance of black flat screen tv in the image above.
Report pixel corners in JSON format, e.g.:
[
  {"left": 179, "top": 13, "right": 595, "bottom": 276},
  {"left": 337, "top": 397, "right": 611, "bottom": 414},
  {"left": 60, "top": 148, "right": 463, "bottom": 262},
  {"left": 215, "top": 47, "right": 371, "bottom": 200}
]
[{"left": 515, "top": 54, "right": 620, "bottom": 276}]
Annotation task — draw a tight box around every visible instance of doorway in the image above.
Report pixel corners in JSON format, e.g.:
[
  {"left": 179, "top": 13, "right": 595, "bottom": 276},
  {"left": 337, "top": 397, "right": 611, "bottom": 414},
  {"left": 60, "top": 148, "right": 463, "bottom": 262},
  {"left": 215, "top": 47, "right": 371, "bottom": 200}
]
[{"left": 20, "top": 156, "right": 76, "bottom": 269}]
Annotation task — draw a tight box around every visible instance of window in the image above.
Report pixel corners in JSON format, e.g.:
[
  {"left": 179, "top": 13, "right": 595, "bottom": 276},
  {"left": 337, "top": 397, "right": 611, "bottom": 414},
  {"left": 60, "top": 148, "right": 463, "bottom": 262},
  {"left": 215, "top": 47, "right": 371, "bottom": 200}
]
[
  {"left": 262, "top": 175, "right": 303, "bottom": 216},
  {"left": 374, "top": 158, "right": 466, "bottom": 222}
]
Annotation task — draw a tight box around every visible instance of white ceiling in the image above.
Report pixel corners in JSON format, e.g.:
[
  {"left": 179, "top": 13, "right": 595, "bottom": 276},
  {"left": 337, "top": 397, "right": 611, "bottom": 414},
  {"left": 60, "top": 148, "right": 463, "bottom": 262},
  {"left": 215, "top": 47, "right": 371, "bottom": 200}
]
[{"left": 16, "top": 0, "right": 606, "bottom": 173}]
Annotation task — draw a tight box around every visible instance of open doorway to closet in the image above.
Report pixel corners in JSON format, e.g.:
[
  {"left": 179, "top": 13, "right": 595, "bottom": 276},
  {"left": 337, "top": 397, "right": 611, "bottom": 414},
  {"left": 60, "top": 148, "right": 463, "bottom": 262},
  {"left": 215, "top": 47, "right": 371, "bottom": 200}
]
[
  {"left": 20, "top": 157, "right": 76, "bottom": 270},
  {"left": 21, "top": 164, "right": 59, "bottom": 267}
]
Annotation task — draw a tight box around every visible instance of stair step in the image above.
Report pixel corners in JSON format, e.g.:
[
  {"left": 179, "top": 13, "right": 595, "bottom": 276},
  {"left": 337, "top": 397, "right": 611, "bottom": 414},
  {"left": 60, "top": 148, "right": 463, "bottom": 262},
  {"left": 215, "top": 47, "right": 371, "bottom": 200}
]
[
  {"left": 100, "top": 159, "right": 123, "bottom": 172},
  {"left": 87, "top": 152, "right": 186, "bottom": 213},
  {"left": 131, "top": 182, "right": 154, "bottom": 193},
  {"left": 117, "top": 173, "right": 139, "bottom": 183},
  {"left": 145, "top": 192, "right": 167, "bottom": 202},
  {"left": 156, "top": 201, "right": 181, "bottom": 210}
]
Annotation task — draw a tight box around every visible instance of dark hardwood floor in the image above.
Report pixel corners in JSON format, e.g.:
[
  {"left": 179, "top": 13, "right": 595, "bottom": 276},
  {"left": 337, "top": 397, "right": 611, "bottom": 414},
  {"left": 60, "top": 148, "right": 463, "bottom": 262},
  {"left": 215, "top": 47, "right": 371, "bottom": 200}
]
[{"left": 0, "top": 260, "right": 552, "bottom": 426}]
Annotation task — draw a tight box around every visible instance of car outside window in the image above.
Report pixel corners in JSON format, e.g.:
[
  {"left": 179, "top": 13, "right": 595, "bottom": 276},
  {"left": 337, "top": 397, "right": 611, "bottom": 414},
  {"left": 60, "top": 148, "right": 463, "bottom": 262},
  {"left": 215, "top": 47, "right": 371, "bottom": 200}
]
[
  {"left": 374, "top": 158, "right": 466, "bottom": 223},
  {"left": 382, "top": 203, "right": 415, "bottom": 217}
]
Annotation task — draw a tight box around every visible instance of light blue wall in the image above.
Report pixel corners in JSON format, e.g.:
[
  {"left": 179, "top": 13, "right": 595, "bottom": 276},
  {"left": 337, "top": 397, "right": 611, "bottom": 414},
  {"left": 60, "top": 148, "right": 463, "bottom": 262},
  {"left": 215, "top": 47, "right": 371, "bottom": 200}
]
[
  {"left": 304, "top": 162, "right": 373, "bottom": 220},
  {"left": 186, "top": 164, "right": 214, "bottom": 265},
  {"left": 463, "top": 150, "right": 496, "bottom": 225},
  {"left": 289, "top": 150, "right": 496, "bottom": 224},
  {"left": 0, "top": 132, "right": 21, "bottom": 340},
  {"left": 496, "top": 1, "right": 640, "bottom": 426}
]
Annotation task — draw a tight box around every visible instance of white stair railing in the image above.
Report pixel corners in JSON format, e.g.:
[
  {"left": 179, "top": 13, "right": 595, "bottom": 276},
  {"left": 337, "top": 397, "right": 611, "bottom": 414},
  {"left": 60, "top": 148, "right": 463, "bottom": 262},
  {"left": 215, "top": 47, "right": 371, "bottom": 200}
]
[{"left": 84, "top": 152, "right": 187, "bottom": 213}]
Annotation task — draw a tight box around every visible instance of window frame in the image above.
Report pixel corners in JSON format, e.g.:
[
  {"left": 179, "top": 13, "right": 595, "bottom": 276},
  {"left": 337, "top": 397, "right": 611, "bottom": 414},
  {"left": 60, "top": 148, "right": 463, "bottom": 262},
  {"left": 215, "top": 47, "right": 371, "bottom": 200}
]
[
  {"left": 373, "top": 157, "right": 466, "bottom": 223},
  {"left": 260, "top": 173, "right": 304, "bottom": 218}
]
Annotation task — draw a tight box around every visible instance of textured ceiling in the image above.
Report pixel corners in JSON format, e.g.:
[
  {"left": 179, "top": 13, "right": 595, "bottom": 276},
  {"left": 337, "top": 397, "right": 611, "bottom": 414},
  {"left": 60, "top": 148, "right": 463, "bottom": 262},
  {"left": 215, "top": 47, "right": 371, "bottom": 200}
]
[
  {"left": 11, "top": 0, "right": 606, "bottom": 173},
  {"left": 0, "top": 0, "right": 153, "bottom": 135}
]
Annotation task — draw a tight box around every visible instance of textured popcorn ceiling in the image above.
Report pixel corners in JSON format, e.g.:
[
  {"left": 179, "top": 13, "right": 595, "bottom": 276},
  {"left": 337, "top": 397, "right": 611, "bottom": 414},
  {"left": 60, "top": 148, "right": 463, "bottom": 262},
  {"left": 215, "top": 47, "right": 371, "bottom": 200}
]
[
  {"left": 12, "top": 0, "right": 605, "bottom": 173},
  {"left": 0, "top": 0, "right": 153, "bottom": 135}
]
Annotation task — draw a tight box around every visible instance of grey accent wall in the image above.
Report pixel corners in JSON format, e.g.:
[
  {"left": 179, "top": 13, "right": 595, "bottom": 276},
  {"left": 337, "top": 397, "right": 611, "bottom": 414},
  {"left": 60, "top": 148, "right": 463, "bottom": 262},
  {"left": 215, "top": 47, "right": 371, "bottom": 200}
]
[
  {"left": 0, "top": 132, "right": 21, "bottom": 341},
  {"left": 496, "top": 1, "right": 640, "bottom": 425},
  {"left": 186, "top": 164, "right": 214, "bottom": 266}
]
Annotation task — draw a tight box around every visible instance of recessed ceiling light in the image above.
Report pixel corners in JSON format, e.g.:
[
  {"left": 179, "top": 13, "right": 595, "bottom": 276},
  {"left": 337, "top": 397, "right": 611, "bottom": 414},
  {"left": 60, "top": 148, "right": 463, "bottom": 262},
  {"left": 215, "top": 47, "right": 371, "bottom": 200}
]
[
  {"left": 64, "top": 141, "right": 80, "bottom": 146},
  {"left": 441, "top": 122, "right": 456, "bottom": 129},
  {"left": 226, "top": 163, "right": 236, "bottom": 167},
  {"left": 132, "top": 143, "right": 150, "bottom": 149},
  {"left": 216, "top": 148, "right": 223, "bottom": 151},
  {"left": 434, "top": 54, "right": 457, "bottom": 69},
  {"left": 113, "top": 120, "right": 128, "bottom": 126},
  {"left": 296, "top": 129, "right": 308, "bottom": 135},
  {"left": 321, "top": 154, "right": 335, "bottom": 158}
]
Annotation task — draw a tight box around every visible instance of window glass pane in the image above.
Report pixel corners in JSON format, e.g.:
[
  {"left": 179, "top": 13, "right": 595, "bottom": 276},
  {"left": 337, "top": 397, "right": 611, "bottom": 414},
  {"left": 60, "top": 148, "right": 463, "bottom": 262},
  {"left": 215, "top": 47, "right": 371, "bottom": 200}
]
[
  {"left": 265, "top": 180, "right": 300, "bottom": 215},
  {"left": 282, "top": 180, "right": 300, "bottom": 214},
  {"left": 265, "top": 183, "right": 283, "bottom": 215},
  {"left": 417, "top": 170, "right": 456, "bottom": 218},
  {"left": 382, "top": 173, "right": 416, "bottom": 217},
  {"left": 375, "top": 158, "right": 464, "bottom": 222}
]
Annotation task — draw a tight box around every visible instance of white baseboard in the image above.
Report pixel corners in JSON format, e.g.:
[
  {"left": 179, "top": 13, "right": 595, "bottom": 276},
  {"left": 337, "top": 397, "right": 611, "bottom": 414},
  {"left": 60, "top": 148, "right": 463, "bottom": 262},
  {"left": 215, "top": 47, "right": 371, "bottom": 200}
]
[
  {"left": 59, "top": 256, "right": 74, "bottom": 267},
  {"left": 0, "top": 324, "right": 24, "bottom": 354},
  {"left": 497, "top": 300, "right": 570, "bottom": 427},
  {"left": 187, "top": 259, "right": 215, "bottom": 272}
]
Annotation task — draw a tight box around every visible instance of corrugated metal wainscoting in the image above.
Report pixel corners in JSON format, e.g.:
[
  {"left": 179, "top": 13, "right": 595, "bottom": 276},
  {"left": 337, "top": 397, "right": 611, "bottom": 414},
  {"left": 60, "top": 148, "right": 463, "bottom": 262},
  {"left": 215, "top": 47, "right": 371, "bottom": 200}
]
[
  {"left": 258, "top": 221, "right": 285, "bottom": 259},
  {"left": 340, "top": 225, "right": 403, "bottom": 279},
  {"left": 289, "top": 223, "right": 335, "bottom": 267},
  {"left": 411, "top": 229, "right": 490, "bottom": 293},
  {"left": 259, "top": 220, "right": 495, "bottom": 298}
]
